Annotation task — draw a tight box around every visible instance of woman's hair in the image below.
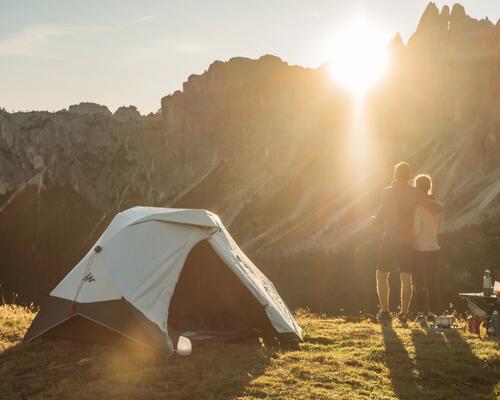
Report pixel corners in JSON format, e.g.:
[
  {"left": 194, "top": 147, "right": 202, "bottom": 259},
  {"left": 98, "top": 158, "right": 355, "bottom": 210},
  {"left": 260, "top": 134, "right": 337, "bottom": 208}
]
[
  {"left": 415, "top": 174, "right": 432, "bottom": 195},
  {"left": 392, "top": 161, "right": 412, "bottom": 183}
]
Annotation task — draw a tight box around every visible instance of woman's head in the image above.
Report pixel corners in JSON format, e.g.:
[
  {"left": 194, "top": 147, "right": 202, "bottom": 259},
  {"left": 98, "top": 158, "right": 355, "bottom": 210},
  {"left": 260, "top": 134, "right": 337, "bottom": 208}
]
[
  {"left": 393, "top": 161, "right": 412, "bottom": 183},
  {"left": 415, "top": 174, "right": 432, "bottom": 195}
]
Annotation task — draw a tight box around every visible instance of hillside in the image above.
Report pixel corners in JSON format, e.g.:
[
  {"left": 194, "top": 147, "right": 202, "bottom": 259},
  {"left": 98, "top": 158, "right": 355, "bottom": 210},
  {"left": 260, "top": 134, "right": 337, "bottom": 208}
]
[{"left": 1, "top": 305, "right": 499, "bottom": 399}]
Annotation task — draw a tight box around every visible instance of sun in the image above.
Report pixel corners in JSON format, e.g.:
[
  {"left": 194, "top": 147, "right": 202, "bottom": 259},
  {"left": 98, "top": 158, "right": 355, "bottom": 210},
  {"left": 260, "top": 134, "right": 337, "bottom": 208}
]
[{"left": 328, "top": 18, "right": 390, "bottom": 97}]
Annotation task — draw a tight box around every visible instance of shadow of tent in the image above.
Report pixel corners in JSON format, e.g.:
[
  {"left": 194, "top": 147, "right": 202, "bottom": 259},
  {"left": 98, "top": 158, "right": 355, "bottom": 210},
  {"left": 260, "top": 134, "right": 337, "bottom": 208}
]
[
  {"left": 304, "top": 336, "right": 337, "bottom": 346},
  {"left": 0, "top": 337, "right": 275, "bottom": 399},
  {"left": 411, "top": 330, "right": 498, "bottom": 400},
  {"left": 382, "top": 326, "right": 421, "bottom": 400}
]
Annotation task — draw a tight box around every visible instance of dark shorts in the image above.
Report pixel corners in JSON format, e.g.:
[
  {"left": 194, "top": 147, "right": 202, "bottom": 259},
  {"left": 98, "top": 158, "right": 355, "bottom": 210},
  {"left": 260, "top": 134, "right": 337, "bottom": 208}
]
[{"left": 377, "top": 241, "right": 413, "bottom": 274}]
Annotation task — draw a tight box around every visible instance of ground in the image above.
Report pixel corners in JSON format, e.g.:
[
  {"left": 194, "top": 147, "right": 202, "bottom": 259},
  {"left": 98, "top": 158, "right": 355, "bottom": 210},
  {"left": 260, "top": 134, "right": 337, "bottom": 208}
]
[{"left": 0, "top": 305, "right": 499, "bottom": 400}]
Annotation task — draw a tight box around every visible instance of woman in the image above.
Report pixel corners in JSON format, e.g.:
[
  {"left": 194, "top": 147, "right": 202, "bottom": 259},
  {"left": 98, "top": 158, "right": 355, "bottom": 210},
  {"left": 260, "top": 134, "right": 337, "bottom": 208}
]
[{"left": 412, "top": 174, "right": 443, "bottom": 324}]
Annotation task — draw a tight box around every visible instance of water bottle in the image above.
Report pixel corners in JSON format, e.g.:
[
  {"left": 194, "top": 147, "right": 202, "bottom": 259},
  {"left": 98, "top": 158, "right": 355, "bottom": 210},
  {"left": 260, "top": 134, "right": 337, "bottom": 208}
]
[
  {"left": 492, "top": 311, "right": 499, "bottom": 337},
  {"left": 487, "top": 311, "right": 498, "bottom": 337},
  {"left": 483, "top": 270, "right": 492, "bottom": 297}
]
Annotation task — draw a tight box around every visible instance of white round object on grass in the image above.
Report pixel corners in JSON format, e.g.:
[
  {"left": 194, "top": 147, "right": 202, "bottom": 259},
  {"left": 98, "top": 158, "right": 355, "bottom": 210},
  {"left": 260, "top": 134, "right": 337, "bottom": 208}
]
[{"left": 176, "top": 336, "right": 192, "bottom": 356}]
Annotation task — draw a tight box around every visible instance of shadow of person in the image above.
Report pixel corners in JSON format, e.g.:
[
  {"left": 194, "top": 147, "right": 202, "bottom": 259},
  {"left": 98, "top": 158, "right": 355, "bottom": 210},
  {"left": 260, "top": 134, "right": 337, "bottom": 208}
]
[
  {"left": 411, "top": 329, "right": 498, "bottom": 400},
  {"left": 382, "top": 325, "right": 421, "bottom": 399},
  {"left": 1, "top": 336, "right": 274, "bottom": 399}
]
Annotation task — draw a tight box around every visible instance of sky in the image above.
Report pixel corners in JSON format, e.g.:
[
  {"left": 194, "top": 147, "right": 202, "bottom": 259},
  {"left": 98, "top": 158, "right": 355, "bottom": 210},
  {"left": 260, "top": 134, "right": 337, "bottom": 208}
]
[{"left": 1, "top": 1, "right": 498, "bottom": 114}]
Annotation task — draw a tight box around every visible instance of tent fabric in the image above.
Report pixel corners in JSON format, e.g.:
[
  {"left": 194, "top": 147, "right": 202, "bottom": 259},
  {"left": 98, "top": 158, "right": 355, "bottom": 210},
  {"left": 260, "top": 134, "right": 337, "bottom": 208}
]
[
  {"left": 208, "top": 224, "right": 300, "bottom": 335},
  {"left": 24, "top": 296, "right": 166, "bottom": 351},
  {"left": 24, "top": 207, "right": 302, "bottom": 353}
]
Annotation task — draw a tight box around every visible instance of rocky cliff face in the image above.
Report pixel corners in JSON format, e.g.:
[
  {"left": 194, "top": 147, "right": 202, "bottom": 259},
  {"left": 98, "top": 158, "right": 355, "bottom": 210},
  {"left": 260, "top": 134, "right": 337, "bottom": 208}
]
[
  {"left": 114, "top": 106, "right": 142, "bottom": 121},
  {"left": 0, "top": 3, "right": 499, "bottom": 305}
]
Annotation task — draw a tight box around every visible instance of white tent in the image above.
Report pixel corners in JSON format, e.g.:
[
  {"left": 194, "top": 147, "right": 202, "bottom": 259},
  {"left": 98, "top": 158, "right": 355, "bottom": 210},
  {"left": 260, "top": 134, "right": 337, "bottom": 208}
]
[{"left": 24, "top": 207, "right": 302, "bottom": 353}]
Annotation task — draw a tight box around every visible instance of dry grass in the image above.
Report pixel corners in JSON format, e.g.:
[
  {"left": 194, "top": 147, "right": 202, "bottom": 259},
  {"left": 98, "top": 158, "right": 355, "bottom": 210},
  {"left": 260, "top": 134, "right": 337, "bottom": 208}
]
[{"left": 0, "top": 305, "right": 499, "bottom": 399}]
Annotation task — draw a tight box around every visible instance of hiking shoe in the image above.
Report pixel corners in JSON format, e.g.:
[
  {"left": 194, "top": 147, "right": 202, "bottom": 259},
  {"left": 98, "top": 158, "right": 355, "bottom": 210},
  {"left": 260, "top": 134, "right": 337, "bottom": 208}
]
[
  {"left": 377, "top": 311, "right": 392, "bottom": 325},
  {"left": 397, "top": 313, "right": 409, "bottom": 326}
]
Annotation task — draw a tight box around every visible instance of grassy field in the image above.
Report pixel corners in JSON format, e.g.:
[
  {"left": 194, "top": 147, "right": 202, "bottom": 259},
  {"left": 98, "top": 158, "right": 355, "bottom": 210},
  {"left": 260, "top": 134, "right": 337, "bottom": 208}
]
[{"left": 0, "top": 305, "right": 499, "bottom": 399}]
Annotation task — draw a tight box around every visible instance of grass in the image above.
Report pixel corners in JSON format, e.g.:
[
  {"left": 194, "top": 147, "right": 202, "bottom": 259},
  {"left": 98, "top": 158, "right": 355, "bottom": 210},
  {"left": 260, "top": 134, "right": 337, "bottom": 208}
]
[{"left": 0, "top": 305, "right": 499, "bottom": 399}]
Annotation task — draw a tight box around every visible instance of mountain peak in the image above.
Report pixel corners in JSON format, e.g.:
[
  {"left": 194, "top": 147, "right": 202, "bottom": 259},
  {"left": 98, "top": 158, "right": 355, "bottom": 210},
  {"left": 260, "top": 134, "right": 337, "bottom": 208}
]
[
  {"left": 450, "top": 3, "right": 466, "bottom": 20},
  {"left": 389, "top": 32, "right": 405, "bottom": 51},
  {"left": 440, "top": 5, "right": 450, "bottom": 18},
  {"left": 407, "top": 2, "right": 448, "bottom": 48},
  {"left": 422, "top": 2, "right": 439, "bottom": 17}
]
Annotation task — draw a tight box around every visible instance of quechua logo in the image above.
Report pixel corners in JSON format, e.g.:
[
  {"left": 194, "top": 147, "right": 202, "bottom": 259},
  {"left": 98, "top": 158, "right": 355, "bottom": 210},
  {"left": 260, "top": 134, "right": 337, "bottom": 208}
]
[{"left": 82, "top": 272, "right": 96, "bottom": 283}]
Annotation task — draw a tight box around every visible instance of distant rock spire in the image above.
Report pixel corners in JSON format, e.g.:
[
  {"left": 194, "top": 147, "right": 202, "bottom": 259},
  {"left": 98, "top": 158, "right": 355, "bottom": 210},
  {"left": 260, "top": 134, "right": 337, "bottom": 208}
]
[
  {"left": 407, "top": 2, "right": 448, "bottom": 49},
  {"left": 422, "top": 2, "right": 440, "bottom": 19},
  {"left": 391, "top": 32, "right": 405, "bottom": 48},
  {"left": 440, "top": 4, "right": 450, "bottom": 19},
  {"left": 450, "top": 3, "right": 466, "bottom": 20},
  {"left": 417, "top": 2, "right": 440, "bottom": 31},
  {"left": 449, "top": 2, "right": 475, "bottom": 38}
]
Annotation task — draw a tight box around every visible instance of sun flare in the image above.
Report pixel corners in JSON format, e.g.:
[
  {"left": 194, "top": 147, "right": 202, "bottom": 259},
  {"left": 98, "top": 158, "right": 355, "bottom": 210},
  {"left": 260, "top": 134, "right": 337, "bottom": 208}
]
[{"left": 328, "top": 18, "right": 390, "bottom": 96}]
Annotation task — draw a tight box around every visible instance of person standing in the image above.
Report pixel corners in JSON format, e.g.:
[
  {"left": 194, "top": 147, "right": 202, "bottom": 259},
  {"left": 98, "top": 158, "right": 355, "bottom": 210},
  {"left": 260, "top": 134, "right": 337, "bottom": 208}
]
[
  {"left": 372, "top": 162, "right": 443, "bottom": 325},
  {"left": 412, "top": 175, "right": 442, "bottom": 324}
]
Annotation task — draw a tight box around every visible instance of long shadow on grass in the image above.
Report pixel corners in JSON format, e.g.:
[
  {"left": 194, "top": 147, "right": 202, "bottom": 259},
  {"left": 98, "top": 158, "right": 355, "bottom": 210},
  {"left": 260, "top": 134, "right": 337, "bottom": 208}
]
[
  {"left": 1, "top": 337, "right": 275, "bottom": 400},
  {"left": 412, "top": 330, "right": 498, "bottom": 400},
  {"left": 382, "top": 325, "right": 420, "bottom": 400}
]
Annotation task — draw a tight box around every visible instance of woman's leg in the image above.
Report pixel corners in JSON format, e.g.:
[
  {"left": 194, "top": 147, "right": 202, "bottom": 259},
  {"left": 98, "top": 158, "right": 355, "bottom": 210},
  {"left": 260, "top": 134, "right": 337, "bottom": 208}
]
[
  {"left": 412, "top": 251, "right": 426, "bottom": 314},
  {"left": 425, "top": 251, "right": 439, "bottom": 314}
]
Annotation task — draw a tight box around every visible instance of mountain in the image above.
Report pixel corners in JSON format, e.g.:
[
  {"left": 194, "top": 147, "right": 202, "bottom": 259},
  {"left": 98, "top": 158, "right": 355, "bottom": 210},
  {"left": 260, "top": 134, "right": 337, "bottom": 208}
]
[{"left": 0, "top": 3, "right": 499, "bottom": 309}]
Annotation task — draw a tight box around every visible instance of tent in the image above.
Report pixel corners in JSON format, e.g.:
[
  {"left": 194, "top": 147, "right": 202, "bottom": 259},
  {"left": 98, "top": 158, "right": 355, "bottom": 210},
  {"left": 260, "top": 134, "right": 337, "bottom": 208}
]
[{"left": 24, "top": 207, "right": 302, "bottom": 354}]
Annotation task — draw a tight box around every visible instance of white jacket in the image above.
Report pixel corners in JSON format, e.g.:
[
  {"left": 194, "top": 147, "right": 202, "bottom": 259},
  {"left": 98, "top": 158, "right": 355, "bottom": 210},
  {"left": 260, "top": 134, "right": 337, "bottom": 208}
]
[{"left": 413, "top": 203, "right": 442, "bottom": 251}]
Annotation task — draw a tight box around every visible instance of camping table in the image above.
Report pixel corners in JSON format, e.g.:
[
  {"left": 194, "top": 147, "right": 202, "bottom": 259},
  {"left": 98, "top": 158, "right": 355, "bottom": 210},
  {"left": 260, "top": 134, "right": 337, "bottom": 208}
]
[
  {"left": 459, "top": 293, "right": 500, "bottom": 314},
  {"left": 459, "top": 293, "right": 500, "bottom": 335}
]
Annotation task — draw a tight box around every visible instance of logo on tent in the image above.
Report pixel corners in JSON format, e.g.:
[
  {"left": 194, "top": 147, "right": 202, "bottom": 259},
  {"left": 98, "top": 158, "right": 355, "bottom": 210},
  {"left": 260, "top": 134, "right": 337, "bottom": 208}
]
[{"left": 82, "top": 273, "right": 96, "bottom": 283}]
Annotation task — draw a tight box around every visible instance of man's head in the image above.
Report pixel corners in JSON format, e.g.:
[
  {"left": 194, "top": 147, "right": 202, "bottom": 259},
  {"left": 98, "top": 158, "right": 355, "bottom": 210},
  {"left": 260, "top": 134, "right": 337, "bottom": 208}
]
[{"left": 392, "top": 161, "right": 412, "bottom": 184}]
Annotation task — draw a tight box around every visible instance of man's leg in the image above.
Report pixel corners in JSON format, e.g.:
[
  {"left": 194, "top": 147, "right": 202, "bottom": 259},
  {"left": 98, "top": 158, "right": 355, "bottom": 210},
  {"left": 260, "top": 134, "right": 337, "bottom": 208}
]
[
  {"left": 376, "top": 270, "right": 390, "bottom": 312},
  {"left": 376, "top": 243, "right": 393, "bottom": 324},
  {"left": 398, "top": 243, "right": 414, "bottom": 319},
  {"left": 400, "top": 272, "right": 412, "bottom": 315}
]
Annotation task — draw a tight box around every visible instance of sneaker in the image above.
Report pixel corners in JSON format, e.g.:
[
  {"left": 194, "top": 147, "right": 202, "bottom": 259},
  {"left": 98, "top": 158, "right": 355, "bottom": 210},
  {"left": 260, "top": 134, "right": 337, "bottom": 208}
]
[
  {"left": 398, "top": 313, "right": 409, "bottom": 325},
  {"left": 377, "top": 311, "right": 392, "bottom": 325}
]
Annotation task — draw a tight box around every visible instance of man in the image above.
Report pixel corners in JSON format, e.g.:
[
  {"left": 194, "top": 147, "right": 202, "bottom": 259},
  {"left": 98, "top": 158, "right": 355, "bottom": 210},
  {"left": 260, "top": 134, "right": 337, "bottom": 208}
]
[{"left": 372, "top": 162, "right": 443, "bottom": 325}]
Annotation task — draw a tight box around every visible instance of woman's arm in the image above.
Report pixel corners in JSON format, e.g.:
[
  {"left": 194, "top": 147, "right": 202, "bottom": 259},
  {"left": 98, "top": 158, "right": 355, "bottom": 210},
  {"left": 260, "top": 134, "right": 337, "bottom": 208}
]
[
  {"left": 414, "top": 208, "right": 422, "bottom": 238},
  {"left": 418, "top": 192, "right": 444, "bottom": 214}
]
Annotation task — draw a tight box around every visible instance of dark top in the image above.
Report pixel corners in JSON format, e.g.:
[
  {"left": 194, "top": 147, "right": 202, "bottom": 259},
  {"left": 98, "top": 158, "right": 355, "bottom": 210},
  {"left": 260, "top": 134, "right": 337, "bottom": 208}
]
[{"left": 373, "top": 182, "right": 421, "bottom": 243}]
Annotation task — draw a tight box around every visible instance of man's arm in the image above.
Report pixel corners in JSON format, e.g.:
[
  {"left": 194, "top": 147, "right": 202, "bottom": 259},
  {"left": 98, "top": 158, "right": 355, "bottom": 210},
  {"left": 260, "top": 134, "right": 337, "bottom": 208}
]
[{"left": 418, "top": 192, "right": 444, "bottom": 214}]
